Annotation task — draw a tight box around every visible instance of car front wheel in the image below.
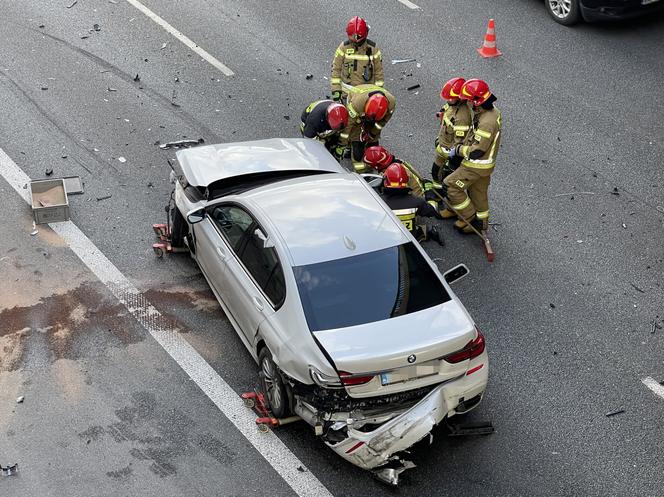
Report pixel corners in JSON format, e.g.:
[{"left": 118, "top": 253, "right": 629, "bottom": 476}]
[
  {"left": 259, "top": 348, "right": 290, "bottom": 418},
  {"left": 545, "top": 0, "right": 581, "bottom": 25}
]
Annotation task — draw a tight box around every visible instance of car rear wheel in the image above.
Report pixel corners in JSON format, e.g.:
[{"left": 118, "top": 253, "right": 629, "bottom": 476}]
[
  {"left": 545, "top": 0, "right": 581, "bottom": 25},
  {"left": 259, "top": 348, "right": 290, "bottom": 418},
  {"left": 170, "top": 206, "right": 187, "bottom": 248}
]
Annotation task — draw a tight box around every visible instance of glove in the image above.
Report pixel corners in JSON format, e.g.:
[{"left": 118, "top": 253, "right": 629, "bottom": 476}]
[
  {"left": 332, "top": 91, "right": 342, "bottom": 102},
  {"left": 447, "top": 146, "right": 456, "bottom": 159},
  {"left": 424, "top": 190, "right": 438, "bottom": 202},
  {"left": 332, "top": 146, "right": 345, "bottom": 161},
  {"left": 431, "top": 162, "right": 442, "bottom": 181}
]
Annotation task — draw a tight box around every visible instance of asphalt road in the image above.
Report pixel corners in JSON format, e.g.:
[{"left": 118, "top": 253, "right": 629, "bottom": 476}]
[{"left": 1, "top": 1, "right": 663, "bottom": 496}]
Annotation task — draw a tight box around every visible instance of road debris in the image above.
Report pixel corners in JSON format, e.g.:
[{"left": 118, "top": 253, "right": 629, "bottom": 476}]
[
  {"left": 96, "top": 194, "right": 112, "bottom": 201},
  {"left": 283, "top": 115, "right": 290, "bottom": 120},
  {"left": 406, "top": 84, "right": 421, "bottom": 91},
  {"left": 16, "top": 396, "right": 24, "bottom": 403},
  {"left": 41, "top": 86, "right": 48, "bottom": 91},
  {"left": 66, "top": 0, "right": 78, "bottom": 8},
  {"left": 109, "top": 0, "right": 118, "bottom": 3},
  {"left": 549, "top": 303, "right": 556, "bottom": 309},
  {"left": 117, "top": 156, "right": 126, "bottom": 163},
  {"left": 107, "top": 87, "right": 118, "bottom": 92},
  {"left": 1, "top": 464, "right": 18, "bottom": 477},
  {"left": 630, "top": 283, "right": 645, "bottom": 293},
  {"left": 611, "top": 187, "right": 620, "bottom": 196},
  {"left": 133, "top": 73, "right": 140, "bottom": 82},
  {"left": 30, "top": 221, "right": 38, "bottom": 236},
  {"left": 391, "top": 58, "right": 416, "bottom": 65},
  {"left": 160, "top": 42, "right": 168, "bottom": 50},
  {"left": 93, "top": 23, "right": 101, "bottom": 31},
  {"left": 158, "top": 138, "right": 204, "bottom": 150},
  {"left": 45, "top": 168, "right": 53, "bottom": 176},
  {"left": 622, "top": 223, "right": 627, "bottom": 229},
  {"left": 305, "top": 74, "right": 313, "bottom": 80},
  {"left": 553, "top": 191, "right": 595, "bottom": 197},
  {"left": 605, "top": 409, "right": 625, "bottom": 417}
]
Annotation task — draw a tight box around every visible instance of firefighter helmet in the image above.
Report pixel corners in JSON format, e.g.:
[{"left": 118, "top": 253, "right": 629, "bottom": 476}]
[
  {"left": 460, "top": 79, "right": 492, "bottom": 106},
  {"left": 346, "top": 16, "right": 369, "bottom": 43},
  {"left": 363, "top": 146, "right": 394, "bottom": 172},
  {"left": 326, "top": 103, "right": 349, "bottom": 131},
  {"left": 383, "top": 163, "right": 410, "bottom": 189},
  {"left": 441, "top": 77, "right": 466, "bottom": 101},
  {"left": 364, "top": 93, "right": 389, "bottom": 121}
]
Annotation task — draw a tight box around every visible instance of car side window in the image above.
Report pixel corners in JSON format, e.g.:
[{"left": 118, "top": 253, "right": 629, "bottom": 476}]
[
  {"left": 239, "top": 228, "right": 286, "bottom": 306},
  {"left": 209, "top": 205, "right": 253, "bottom": 251}
]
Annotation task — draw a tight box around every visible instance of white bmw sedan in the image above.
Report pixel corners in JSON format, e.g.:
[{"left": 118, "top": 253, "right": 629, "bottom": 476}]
[{"left": 170, "top": 138, "right": 488, "bottom": 484}]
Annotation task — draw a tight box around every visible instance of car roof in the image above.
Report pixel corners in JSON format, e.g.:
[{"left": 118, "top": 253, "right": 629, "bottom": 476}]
[
  {"left": 176, "top": 138, "right": 346, "bottom": 187},
  {"left": 244, "top": 173, "right": 409, "bottom": 266}
]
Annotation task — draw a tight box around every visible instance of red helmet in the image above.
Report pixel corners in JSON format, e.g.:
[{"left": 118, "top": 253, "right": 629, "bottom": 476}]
[
  {"left": 363, "top": 146, "right": 394, "bottom": 171},
  {"left": 383, "top": 163, "right": 409, "bottom": 189},
  {"left": 326, "top": 103, "right": 349, "bottom": 131},
  {"left": 364, "top": 93, "right": 389, "bottom": 121},
  {"left": 346, "top": 16, "right": 369, "bottom": 43},
  {"left": 441, "top": 77, "right": 466, "bottom": 101},
  {"left": 460, "top": 79, "right": 492, "bottom": 106}
]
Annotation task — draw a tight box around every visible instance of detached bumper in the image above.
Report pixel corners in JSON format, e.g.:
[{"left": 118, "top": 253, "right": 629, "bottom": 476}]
[{"left": 327, "top": 361, "right": 488, "bottom": 471}]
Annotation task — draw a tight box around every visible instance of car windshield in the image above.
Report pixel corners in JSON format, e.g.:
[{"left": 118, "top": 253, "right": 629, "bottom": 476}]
[{"left": 293, "top": 242, "right": 451, "bottom": 332}]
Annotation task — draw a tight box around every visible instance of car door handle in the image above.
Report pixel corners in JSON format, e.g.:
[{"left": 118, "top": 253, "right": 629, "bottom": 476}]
[
  {"left": 252, "top": 296, "right": 264, "bottom": 311},
  {"left": 215, "top": 245, "right": 227, "bottom": 259}
]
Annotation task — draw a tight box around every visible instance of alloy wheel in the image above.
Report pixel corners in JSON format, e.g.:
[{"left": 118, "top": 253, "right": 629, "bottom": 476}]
[
  {"left": 548, "top": 0, "right": 571, "bottom": 18},
  {"left": 261, "top": 355, "right": 283, "bottom": 412}
]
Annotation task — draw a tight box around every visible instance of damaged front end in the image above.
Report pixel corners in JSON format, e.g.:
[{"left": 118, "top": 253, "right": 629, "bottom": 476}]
[{"left": 291, "top": 373, "right": 484, "bottom": 485}]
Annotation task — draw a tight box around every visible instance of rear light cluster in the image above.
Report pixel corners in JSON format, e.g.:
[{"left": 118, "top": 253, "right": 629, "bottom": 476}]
[
  {"left": 443, "top": 328, "right": 485, "bottom": 364},
  {"left": 339, "top": 371, "right": 374, "bottom": 386}
]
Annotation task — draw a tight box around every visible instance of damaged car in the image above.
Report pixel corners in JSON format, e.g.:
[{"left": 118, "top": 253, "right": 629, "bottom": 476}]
[{"left": 168, "top": 138, "right": 489, "bottom": 484}]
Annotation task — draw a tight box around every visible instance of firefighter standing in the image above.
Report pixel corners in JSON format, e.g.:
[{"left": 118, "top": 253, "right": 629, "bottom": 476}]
[
  {"left": 300, "top": 100, "right": 349, "bottom": 160},
  {"left": 344, "top": 85, "right": 396, "bottom": 172},
  {"left": 432, "top": 77, "right": 472, "bottom": 186},
  {"left": 443, "top": 79, "right": 501, "bottom": 234},
  {"left": 331, "top": 16, "right": 385, "bottom": 102},
  {"left": 380, "top": 163, "right": 444, "bottom": 246}
]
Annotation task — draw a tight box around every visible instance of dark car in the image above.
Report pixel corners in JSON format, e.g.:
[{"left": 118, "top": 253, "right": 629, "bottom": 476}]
[{"left": 545, "top": 0, "right": 664, "bottom": 24}]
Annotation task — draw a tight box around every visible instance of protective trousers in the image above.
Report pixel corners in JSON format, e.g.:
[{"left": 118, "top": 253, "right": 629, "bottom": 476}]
[{"left": 443, "top": 165, "right": 492, "bottom": 225}]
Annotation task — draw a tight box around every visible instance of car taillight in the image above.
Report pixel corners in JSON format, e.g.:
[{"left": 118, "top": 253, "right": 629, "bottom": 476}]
[
  {"left": 339, "top": 371, "right": 375, "bottom": 386},
  {"left": 443, "top": 328, "right": 485, "bottom": 364}
]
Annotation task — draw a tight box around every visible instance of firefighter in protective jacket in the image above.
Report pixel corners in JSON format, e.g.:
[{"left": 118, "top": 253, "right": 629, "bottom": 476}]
[
  {"left": 300, "top": 100, "right": 349, "bottom": 160},
  {"left": 331, "top": 16, "right": 385, "bottom": 101},
  {"left": 443, "top": 79, "right": 501, "bottom": 234}
]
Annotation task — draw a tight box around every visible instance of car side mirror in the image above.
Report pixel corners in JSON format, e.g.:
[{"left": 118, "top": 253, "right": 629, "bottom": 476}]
[
  {"left": 254, "top": 228, "right": 275, "bottom": 248},
  {"left": 187, "top": 208, "right": 205, "bottom": 224},
  {"left": 444, "top": 264, "right": 469, "bottom": 284}
]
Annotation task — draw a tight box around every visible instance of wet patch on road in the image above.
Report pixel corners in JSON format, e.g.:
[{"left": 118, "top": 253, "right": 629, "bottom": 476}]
[
  {"left": 143, "top": 286, "right": 224, "bottom": 316},
  {"left": 78, "top": 391, "right": 237, "bottom": 479}
]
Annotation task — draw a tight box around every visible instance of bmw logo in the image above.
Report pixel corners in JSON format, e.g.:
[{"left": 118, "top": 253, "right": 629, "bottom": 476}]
[{"left": 407, "top": 354, "right": 416, "bottom": 364}]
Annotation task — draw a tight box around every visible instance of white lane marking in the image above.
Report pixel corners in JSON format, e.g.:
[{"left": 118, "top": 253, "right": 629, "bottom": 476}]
[
  {"left": 0, "top": 147, "right": 331, "bottom": 497},
  {"left": 124, "top": 0, "right": 235, "bottom": 76},
  {"left": 397, "top": 0, "right": 421, "bottom": 9},
  {"left": 642, "top": 377, "right": 664, "bottom": 400}
]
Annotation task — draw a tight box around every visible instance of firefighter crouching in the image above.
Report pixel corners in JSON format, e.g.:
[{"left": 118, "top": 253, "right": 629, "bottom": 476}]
[
  {"left": 331, "top": 16, "right": 384, "bottom": 102},
  {"left": 433, "top": 77, "right": 472, "bottom": 187},
  {"left": 443, "top": 79, "right": 501, "bottom": 234},
  {"left": 363, "top": 146, "right": 445, "bottom": 210},
  {"left": 380, "top": 163, "right": 445, "bottom": 246},
  {"left": 300, "top": 100, "right": 349, "bottom": 160},
  {"left": 344, "top": 85, "right": 396, "bottom": 172}
]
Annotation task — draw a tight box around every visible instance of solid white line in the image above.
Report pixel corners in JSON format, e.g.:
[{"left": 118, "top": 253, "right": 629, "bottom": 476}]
[
  {"left": 642, "top": 377, "right": 664, "bottom": 400},
  {"left": 124, "top": 0, "right": 235, "bottom": 76},
  {"left": 397, "top": 0, "right": 421, "bottom": 9},
  {"left": 0, "top": 147, "right": 331, "bottom": 497}
]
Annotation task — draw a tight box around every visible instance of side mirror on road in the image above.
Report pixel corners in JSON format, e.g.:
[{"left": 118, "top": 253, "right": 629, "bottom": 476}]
[
  {"left": 444, "top": 264, "right": 469, "bottom": 285},
  {"left": 187, "top": 209, "right": 205, "bottom": 224}
]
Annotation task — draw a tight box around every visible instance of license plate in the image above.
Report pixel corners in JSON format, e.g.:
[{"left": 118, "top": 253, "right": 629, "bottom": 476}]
[
  {"left": 642, "top": 0, "right": 660, "bottom": 5},
  {"left": 380, "top": 373, "right": 391, "bottom": 386}
]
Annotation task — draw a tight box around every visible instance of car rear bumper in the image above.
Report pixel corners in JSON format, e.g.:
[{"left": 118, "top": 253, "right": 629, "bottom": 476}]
[
  {"left": 326, "top": 360, "right": 488, "bottom": 471},
  {"left": 581, "top": 0, "right": 664, "bottom": 21}
]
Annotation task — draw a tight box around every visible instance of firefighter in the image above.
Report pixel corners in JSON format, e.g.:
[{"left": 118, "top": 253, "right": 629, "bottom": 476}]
[
  {"left": 443, "top": 79, "right": 501, "bottom": 234},
  {"left": 380, "top": 163, "right": 444, "bottom": 246},
  {"left": 432, "top": 77, "right": 472, "bottom": 188},
  {"left": 331, "top": 16, "right": 385, "bottom": 102},
  {"left": 300, "top": 100, "right": 349, "bottom": 160},
  {"left": 344, "top": 85, "right": 396, "bottom": 172},
  {"left": 363, "top": 146, "right": 444, "bottom": 209}
]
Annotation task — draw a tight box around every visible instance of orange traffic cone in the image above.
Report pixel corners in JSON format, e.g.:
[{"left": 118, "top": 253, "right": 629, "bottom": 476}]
[{"left": 477, "top": 19, "right": 502, "bottom": 58}]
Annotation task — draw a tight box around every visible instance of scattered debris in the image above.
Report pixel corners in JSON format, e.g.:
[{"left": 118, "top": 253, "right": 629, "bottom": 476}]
[
  {"left": 107, "top": 87, "right": 118, "bottom": 92},
  {"left": 80, "top": 35, "right": 89, "bottom": 39},
  {"left": 133, "top": 73, "right": 140, "bottom": 82},
  {"left": 41, "top": 86, "right": 48, "bottom": 91},
  {"left": 305, "top": 74, "right": 313, "bottom": 80},
  {"left": 1, "top": 464, "right": 18, "bottom": 477},
  {"left": 651, "top": 320, "right": 657, "bottom": 334},
  {"left": 621, "top": 223, "right": 627, "bottom": 229},
  {"left": 45, "top": 168, "right": 53, "bottom": 176},
  {"left": 158, "top": 138, "right": 204, "bottom": 150},
  {"left": 66, "top": 0, "right": 78, "bottom": 8},
  {"left": 160, "top": 42, "right": 168, "bottom": 50},
  {"left": 96, "top": 194, "right": 112, "bottom": 201},
  {"left": 549, "top": 303, "right": 556, "bottom": 309},
  {"left": 296, "top": 466, "right": 306, "bottom": 472},
  {"left": 39, "top": 24, "right": 45, "bottom": 28},
  {"left": 630, "top": 283, "right": 645, "bottom": 294},
  {"left": 406, "top": 84, "right": 421, "bottom": 91},
  {"left": 391, "top": 58, "right": 416, "bottom": 65},
  {"left": 16, "top": 396, "right": 24, "bottom": 403},
  {"left": 117, "top": 156, "right": 126, "bottom": 163},
  {"left": 30, "top": 221, "right": 38, "bottom": 236},
  {"left": 611, "top": 187, "right": 620, "bottom": 196},
  {"left": 171, "top": 102, "right": 181, "bottom": 108},
  {"left": 93, "top": 23, "right": 101, "bottom": 32},
  {"left": 553, "top": 191, "right": 595, "bottom": 197},
  {"left": 147, "top": 182, "right": 154, "bottom": 188},
  {"left": 605, "top": 409, "right": 625, "bottom": 418},
  {"left": 283, "top": 115, "right": 290, "bottom": 120},
  {"left": 109, "top": 0, "right": 118, "bottom": 3}
]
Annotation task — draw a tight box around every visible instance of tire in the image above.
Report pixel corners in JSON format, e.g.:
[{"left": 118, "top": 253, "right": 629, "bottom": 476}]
[
  {"left": 170, "top": 206, "right": 187, "bottom": 248},
  {"left": 258, "top": 348, "right": 290, "bottom": 418},
  {"left": 545, "top": 0, "right": 581, "bottom": 25}
]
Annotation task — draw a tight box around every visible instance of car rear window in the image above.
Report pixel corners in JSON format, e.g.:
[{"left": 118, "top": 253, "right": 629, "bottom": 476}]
[{"left": 293, "top": 243, "right": 451, "bottom": 332}]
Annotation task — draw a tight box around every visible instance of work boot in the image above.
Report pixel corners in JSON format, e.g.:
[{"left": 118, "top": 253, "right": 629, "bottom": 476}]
[
  {"left": 440, "top": 208, "right": 457, "bottom": 219},
  {"left": 456, "top": 218, "right": 484, "bottom": 235},
  {"left": 427, "top": 226, "right": 445, "bottom": 246}
]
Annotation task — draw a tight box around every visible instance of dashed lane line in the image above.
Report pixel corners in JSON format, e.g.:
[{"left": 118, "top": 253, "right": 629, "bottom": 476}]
[
  {"left": 397, "top": 0, "right": 421, "bottom": 9},
  {"left": 124, "top": 0, "right": 235, "bottom": 76},
  {"left": 642, "top": 377, "right": 664, "bottom": 401},
  {"left": 0, "top": 147, "right": 332, "bottom": 497}
]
